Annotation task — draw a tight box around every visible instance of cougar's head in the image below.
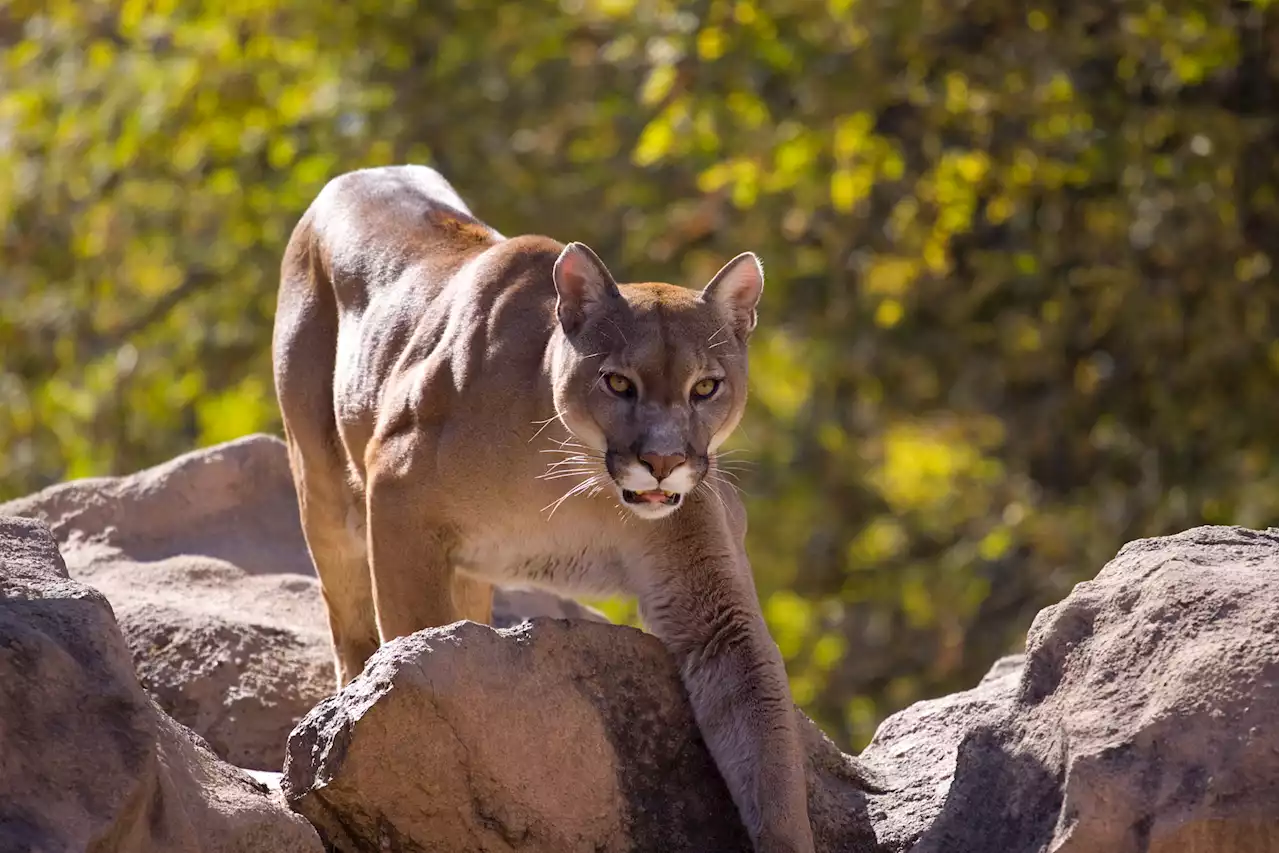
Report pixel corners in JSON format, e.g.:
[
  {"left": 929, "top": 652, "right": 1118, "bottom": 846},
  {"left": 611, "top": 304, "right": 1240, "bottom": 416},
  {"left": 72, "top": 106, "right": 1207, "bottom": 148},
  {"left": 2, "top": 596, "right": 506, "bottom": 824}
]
[{"left": 549, "top": 242, "right": 762, "bottom": 520}]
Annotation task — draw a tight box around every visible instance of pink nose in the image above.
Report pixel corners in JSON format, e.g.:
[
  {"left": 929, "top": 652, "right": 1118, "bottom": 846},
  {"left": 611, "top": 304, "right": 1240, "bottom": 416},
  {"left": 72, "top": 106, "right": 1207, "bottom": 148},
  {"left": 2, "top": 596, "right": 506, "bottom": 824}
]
[{"left": 640, "top": 452, "right": 686, "bottom": 482}]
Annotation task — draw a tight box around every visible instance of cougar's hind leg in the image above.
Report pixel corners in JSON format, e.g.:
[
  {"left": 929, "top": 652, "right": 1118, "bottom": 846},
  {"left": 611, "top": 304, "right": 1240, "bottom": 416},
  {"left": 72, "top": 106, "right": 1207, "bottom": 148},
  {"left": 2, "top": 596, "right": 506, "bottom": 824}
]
[
  {"left": 286, "top": 434, "right": 380, "bottom": 687},
  {"left": 275, "top": 231, "right": 379, "bottom": 688}
]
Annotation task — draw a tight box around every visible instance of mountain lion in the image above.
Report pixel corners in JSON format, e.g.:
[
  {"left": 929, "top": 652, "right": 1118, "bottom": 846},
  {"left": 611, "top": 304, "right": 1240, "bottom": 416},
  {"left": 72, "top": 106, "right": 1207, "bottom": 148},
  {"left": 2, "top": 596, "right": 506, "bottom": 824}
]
[{"left": 273, "top": 165, "right": 814, "bottom": 851}]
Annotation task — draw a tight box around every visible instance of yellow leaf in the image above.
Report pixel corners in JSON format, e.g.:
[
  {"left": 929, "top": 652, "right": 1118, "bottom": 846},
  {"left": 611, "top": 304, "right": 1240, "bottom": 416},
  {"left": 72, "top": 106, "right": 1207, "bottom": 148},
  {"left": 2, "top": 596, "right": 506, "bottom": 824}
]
[
  {"left": 764, "top": 590, "right": 814, "bottom": 658},
  {"left": 960, "top": 152, "right": 989, "bottom": 182},
  {"left": 750, "top": 331, "right": 812, "bottom": 421},
  {"left": 697, "top": 162, "right": 733, "bottom": 193},
  {"left": 812, "top": 634, "right": 845, "bottom": 670},
  {"left": 727, "top": 91, "right": 769, "bottom": 127},
  {"left": 594, "top": 0, "right": 636, "bottom": 16},
  {"left": 865, "top": 256, "right": 920, "bottom": 297},
  {"left": 830, "top": 168, "right": 857, "bottom": 212},
  {"left": 874, "top": 299, "right": 904, "bottom": 328},
  {"left": 633, "top": 114, "right": 675, "bottom": 166},
  {"left": 979, "top": 527, "right": 1014, "bottom": 561},
  {"left": 848, "top": 517, "right": 907, "bottom": 562},
  {"left": 697, "top": 27, "right": 726, "bottom": 61},
  {"left": 986, "top": 195, "right": 1015, "bottom": 224},
  {"left": 833, "top": 112, "right": 872, "bottom": 160},
  {"left": 268, "top": 136, "right": 296, "bottom": 169},
  {"left": 640, "top": 63, "right": 676, "bottom": 107}
]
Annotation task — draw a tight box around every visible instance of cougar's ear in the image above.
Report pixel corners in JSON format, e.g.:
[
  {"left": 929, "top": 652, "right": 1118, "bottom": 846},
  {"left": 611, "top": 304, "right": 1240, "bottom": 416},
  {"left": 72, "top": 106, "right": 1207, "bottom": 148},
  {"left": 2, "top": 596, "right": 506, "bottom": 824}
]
[
  {"left": 701, "top": 252, "right": 764, "bottom": 340},
  {"left": 553, "top": 242, "right": 621, "bottom": 336}
]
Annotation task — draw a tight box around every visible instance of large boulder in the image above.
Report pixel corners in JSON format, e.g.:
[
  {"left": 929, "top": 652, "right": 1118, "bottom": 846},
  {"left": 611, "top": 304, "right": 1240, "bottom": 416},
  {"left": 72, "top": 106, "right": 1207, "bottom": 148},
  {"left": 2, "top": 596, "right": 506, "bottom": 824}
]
[
  {"left": 283, "top": 526, "right": 1278, "bottom": 852},
  {"left": 902, "top": 524, "right": 1278, "bottom": 853},
  {"left": 0, "top": 434, "right": 605, "bottom": 771},
  {"left": 282, "top": 618, "right": 882, "bottom": 853},
  {"left": 0, "top": 516, "right": 322, "bottom": 853}
]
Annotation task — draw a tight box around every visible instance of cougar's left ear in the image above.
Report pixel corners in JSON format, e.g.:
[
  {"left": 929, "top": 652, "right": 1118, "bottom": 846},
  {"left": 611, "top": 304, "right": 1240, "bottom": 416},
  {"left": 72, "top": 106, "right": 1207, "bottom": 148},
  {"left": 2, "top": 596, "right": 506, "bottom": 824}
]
[
  {"left": 553, "top": 242, "right": 621, "bottom": 336},
  {"left": 701, "top": 252, "right": 764, "bottom": 339}
]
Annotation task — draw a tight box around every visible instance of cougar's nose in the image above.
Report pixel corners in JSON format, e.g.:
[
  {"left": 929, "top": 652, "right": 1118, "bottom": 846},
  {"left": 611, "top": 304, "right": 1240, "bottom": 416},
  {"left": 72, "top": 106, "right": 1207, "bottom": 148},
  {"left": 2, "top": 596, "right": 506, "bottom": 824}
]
[{"left": 639, "top": 452, "right": 686, "bottom": 482}]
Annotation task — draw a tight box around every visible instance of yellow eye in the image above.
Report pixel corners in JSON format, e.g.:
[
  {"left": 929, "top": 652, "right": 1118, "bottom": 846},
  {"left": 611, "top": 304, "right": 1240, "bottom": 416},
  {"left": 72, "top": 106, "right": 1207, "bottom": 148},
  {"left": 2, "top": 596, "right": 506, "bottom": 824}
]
[
  {"left": 606, "top": 373, "right": 633, "bottom": 395},
  {"left": 692, "top": 378, "right": 720, "bottom": 399}
]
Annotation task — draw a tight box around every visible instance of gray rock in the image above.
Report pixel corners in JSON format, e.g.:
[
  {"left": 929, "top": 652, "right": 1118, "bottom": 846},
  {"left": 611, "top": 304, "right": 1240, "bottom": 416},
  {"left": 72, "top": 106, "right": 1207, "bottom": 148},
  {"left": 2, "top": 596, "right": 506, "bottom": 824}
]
[
  {"left": 0, "top": 516, "right": 323, "bottom": 853},
  {"left": 0, "top": 434, "right": 605, "bottom": 771},
  {"left": 877, "top": 525, "right": 1279, "bottom": 853}
]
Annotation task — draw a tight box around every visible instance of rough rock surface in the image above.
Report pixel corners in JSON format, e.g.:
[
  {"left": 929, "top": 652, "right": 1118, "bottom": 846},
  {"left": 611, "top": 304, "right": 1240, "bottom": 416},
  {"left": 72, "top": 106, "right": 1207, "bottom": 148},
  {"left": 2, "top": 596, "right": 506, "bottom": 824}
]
[
  {"left": 284, "top": 526, "right": 1278, "bottom": 853},
  {"left": 0, "top": 516, "right": 322, "bottom": 853},
  {"left": 0, "top": 434, "right": 604, "bottom": 771},
  {"left": 903, "top": 524, "right": 1279, "bottom": 853},
  {"left": 283, "top": 618, "right": 882, "bottom": 853}
]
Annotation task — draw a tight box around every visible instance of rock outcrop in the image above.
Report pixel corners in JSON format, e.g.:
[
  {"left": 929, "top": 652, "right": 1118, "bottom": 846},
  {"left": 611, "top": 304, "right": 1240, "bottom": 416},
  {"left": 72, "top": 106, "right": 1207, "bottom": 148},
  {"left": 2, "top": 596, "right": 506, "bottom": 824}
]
[
  {"left": 0, "top": 434, "right": 604, "bottom": 771},
  {"left": 4, "top": 437, "right": 1274, "bottom": 852},
  {"left": 899, "top": 525, "right": 1278, "bottom": 853},
  {"left": 283, "top": 526, "right": 1278, "bottom": 853},
  {"left": 285, "top": 619, "right": 753, "bottom": 852},
  {"left": 0, "top": 516, "right": 322, "bottom": 853}
]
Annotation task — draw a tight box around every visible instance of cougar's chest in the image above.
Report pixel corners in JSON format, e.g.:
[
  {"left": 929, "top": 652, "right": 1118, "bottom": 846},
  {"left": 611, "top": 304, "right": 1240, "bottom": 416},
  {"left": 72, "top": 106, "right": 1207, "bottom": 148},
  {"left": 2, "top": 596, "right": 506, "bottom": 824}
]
[{"left": 453, "top": 520, "right": 630, "bottom": 596}]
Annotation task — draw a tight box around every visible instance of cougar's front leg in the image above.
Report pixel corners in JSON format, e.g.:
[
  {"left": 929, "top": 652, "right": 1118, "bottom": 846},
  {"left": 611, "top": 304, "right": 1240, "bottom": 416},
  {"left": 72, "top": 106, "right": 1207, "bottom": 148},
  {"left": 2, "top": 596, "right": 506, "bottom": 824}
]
[
  {"left": 365, "top": 437, "right": 460, "bottom": 639},
  {"left": 451, "top": 573, "right": 494, "bottom": 625},
  {"left": 639, "top": 492, "right": 814, "bottom": 853}
]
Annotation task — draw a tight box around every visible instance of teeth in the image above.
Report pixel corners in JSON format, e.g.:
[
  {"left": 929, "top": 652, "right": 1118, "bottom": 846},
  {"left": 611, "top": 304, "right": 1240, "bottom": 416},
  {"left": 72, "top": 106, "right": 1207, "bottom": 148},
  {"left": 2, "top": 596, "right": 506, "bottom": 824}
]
[{"left": 619, "top": 488, "right": 680, "bottom": 505}]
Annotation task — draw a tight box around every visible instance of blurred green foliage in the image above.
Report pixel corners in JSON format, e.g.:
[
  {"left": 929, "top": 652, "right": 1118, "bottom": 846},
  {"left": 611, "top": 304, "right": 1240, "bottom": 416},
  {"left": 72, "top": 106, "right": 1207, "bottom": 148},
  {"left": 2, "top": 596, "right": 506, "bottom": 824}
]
[{"left": 1, "top": 0, "right": 1276, "bottom": 748}]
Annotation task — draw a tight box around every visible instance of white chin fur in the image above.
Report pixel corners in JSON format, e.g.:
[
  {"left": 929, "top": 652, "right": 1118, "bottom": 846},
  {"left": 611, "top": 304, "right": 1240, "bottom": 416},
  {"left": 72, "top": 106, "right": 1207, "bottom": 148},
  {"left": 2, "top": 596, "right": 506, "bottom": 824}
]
[{"left": 660, "top": 465, "right": 698, "bottom": 495}]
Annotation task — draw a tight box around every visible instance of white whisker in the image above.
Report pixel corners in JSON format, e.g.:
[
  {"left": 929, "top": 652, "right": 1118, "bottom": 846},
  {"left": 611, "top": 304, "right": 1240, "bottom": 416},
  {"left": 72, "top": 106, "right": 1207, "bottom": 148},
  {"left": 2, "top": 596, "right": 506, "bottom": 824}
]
[
  {"left": 697, "top": 480, "right": 730, "bottom": 513},
  {"left": 527, "top": 410, "right": 568, "bottom": 443},
  {"left": 539, "top": 448, "right": 605, "bottom": 459},
  {"left": 540, "top": 458, "right": 593, "bottom": 468},
  {"left": 707, "top": 473, "right": 746, "bottom": 496},
  {"left": 545, "top": 454, "right": 591, "bottom": 465},
  {"left": 543, "top": 474, "right": 603, "bottom": 519}
]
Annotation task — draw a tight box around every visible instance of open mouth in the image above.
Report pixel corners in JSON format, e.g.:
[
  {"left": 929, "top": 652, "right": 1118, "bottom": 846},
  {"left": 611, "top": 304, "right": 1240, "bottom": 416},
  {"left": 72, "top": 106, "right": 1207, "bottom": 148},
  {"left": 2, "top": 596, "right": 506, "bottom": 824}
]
[{"left": 621, "top": 489, "right": 682, "bottom": 507}]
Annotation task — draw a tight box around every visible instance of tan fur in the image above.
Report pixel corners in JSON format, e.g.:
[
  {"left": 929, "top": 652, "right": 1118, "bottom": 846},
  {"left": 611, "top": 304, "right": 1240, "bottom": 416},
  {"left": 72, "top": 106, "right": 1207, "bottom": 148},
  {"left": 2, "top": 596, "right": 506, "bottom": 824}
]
[{"left": 272, "top": 166, "right": 814, "bottom": 852}]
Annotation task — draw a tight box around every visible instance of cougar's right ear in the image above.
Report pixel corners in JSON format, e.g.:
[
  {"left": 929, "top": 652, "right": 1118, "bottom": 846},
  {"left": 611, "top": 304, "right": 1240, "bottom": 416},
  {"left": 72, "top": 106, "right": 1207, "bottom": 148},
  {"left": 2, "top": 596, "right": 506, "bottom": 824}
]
[{"left": 553, "top": 242, "right": 620, "bottom": 336}]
